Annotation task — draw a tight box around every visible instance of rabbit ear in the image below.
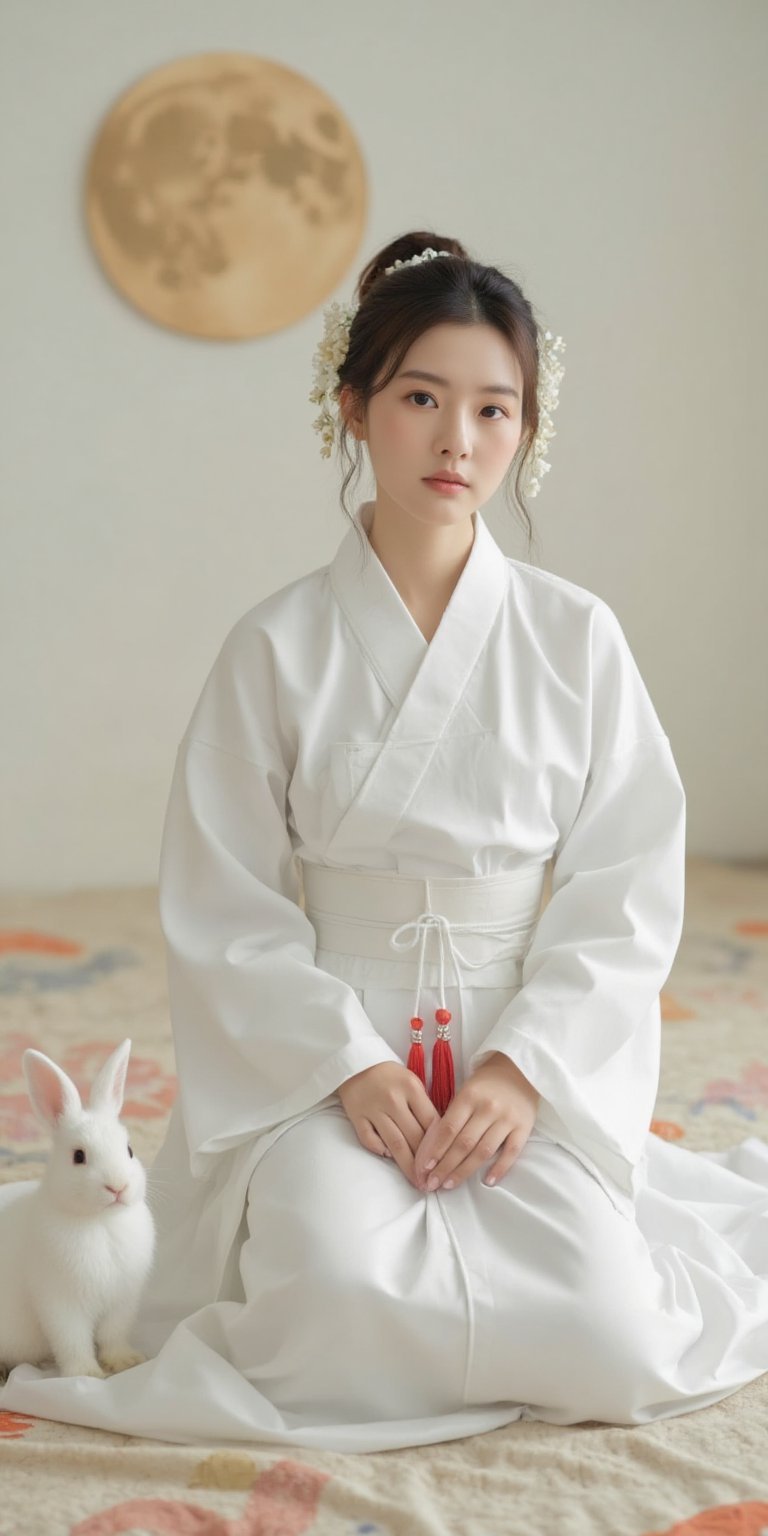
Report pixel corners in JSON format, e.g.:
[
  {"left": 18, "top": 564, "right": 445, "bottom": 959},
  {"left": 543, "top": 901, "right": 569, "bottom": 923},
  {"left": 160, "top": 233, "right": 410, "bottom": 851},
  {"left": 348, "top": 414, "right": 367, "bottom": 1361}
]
[
  {"left": 88, "top": 1037, "right": 132, "bottom": 1117},
  {"left": 22, "top": 1049, "right": 82, "bottom": 1129}
]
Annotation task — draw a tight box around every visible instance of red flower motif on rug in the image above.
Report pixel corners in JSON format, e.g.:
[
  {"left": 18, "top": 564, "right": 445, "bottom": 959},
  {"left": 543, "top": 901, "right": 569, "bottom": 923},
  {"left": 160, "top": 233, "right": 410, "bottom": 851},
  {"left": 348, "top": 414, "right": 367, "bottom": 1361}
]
[
  {"left": 0, "top": 1409, "right": 37, "bottom": 1439},
  {"left": 644, "top": 1500, "right": 768, "bottom": 1534},
  {"left": 0, "top": 1033, "right": 176, "bottom": 1147},
  {"left": 68, "top": 1457, "right": 331, "bottom": 1535}
]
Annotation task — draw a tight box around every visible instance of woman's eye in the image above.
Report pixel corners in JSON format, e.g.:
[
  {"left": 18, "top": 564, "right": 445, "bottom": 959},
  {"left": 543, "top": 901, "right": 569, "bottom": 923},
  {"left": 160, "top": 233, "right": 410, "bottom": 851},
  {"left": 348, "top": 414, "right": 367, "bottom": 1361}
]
[{"left": 406, "top": 392, "right": 505, "bottom": 419}]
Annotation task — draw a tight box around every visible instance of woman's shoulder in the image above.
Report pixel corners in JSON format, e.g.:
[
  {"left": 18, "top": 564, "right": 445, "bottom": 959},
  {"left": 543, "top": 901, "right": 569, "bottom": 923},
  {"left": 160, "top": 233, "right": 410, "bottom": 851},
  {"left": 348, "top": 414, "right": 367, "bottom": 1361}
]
[
  {"left": 218, "top": 561, "right": 330, "bottom": 655},
  {"left": 505, "top": 558, "right": 668, "bottom": 746},
  {"left": 507, "top": 552, "right": 606, "bottom": 609},
  {"left": 505, "top": 554, "right": 623, "bottom": 647},
  {"left": 180, "top": 563, "right": 332, "bottom": 761}
]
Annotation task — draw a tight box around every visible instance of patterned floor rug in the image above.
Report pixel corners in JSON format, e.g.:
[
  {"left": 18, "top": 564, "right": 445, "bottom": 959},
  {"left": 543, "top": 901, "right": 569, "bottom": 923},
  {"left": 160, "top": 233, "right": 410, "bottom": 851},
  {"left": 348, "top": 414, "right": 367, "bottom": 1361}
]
[{"left": 0, "top": 855, "right": 767, "bottom": 1535}]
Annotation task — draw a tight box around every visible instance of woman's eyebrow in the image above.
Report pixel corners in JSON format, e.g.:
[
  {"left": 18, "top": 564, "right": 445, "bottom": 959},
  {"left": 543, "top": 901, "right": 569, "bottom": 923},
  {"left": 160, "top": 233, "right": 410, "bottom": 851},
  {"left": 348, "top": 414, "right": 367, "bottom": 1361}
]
[{"left": 397, "top": 368, "right": 520, "bottom": 400}]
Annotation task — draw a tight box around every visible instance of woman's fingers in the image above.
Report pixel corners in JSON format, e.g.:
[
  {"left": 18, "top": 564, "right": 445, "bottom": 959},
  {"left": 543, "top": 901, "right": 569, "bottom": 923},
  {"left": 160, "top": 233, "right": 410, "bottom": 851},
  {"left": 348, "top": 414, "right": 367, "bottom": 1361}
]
[
  {"left": 366, "top": 1100, "right": 531, "bottom": 1193},
  {"left": 478, "top": 1128, "right": 528, "bottom": 1186},
  {"left": 412, "top": 1108, "right": 489, "bottom": 1187},
  {"left": 377, "top": 1113, "right": 427, "bottom": 1187},
  {"left": 409, "top": 1091, "right": 442, "bottom": 1137},
  {"left": 358, "top": 1118, "right": 392, "bottom": 1157},
  {"left": 378, "top": 1106, "right": 450, "bottom": 1188},
  {"left": 372, "top": 1118, "right": 528, "bottom": 1191},
  {"left": 340, "top": 1064, "right": 439, "bottom": 1182},
  {"left": 421, "top": 1116, "right": 509, "bottom": 1190}
]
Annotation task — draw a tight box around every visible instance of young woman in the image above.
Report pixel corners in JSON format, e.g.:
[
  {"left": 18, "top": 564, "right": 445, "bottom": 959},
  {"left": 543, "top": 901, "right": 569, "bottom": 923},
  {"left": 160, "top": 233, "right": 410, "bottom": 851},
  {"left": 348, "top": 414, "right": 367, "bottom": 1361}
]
[{"left": 2, "top": 232, "right": 767, "bottom": 1451}]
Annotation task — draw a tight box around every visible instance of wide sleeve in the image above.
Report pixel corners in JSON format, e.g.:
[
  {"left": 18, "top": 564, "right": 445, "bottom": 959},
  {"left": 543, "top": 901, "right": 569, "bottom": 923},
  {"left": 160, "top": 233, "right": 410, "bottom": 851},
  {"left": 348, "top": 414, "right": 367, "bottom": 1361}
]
[
  {"left": 158, "top": 623, "right": 403, "bottom": 1180},
  {"left": 467, "top": 600, "right": 687, "bottom": 1197}
]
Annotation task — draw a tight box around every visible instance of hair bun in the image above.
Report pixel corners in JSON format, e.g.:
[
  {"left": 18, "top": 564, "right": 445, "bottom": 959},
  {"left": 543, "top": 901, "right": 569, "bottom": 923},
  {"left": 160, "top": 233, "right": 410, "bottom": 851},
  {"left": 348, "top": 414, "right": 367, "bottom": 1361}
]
[{"left": 357, "top": 232, "right": 468, "bottom": 303}]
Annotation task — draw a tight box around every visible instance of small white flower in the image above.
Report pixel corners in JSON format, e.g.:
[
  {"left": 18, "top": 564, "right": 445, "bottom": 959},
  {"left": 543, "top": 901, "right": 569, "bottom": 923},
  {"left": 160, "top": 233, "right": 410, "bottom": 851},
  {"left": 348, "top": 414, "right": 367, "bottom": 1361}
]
[{"left": 309, "top": 250, "right": 565, "bottom": 491}]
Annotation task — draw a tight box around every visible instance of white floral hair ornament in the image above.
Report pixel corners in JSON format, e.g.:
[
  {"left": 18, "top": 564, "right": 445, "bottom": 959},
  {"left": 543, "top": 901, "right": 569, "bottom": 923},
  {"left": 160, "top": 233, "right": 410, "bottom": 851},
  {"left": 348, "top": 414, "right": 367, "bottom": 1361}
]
[{"left": 309, "top": 246, "right": 566, "bottom": 496}]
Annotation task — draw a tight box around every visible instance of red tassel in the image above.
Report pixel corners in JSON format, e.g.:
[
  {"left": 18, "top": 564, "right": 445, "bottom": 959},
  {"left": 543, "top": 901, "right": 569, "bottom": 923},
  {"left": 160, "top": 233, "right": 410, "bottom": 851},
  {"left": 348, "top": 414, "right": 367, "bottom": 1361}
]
[
  {"left": 407, "top": 1016, "right": 427, "bottom": 1089},
  {"left": 430, "top": 1007, "right": 455, "bottom": 1112}
]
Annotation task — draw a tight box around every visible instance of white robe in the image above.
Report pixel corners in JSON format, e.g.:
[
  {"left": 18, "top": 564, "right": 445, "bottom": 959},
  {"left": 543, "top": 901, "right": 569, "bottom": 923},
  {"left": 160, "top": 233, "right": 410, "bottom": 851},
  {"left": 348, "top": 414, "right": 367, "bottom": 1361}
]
[{"left": 2, "top": 497, "right": 767, "bottom": 1451}]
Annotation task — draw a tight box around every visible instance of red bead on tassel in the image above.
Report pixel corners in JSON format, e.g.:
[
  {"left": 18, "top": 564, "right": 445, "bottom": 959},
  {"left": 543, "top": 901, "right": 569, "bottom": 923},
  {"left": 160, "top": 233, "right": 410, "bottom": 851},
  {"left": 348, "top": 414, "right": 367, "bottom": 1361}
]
[
  {"left": 430, "top": 1007, "right": 455, "bottom": 1112},
  {"left": 407, "top": 1016, "right": 427, "bottom": 1089}
]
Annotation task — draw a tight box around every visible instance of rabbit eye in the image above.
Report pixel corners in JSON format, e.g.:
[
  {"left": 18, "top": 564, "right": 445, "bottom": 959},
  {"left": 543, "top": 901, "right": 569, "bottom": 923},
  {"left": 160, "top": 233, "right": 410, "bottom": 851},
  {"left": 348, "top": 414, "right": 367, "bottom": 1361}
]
[
  {"left": 73, "top": 1148, "right": 86, "bottom": 1164},
  {"left": 128, "top": 1145, "right": 134, "bottom": 1158}
]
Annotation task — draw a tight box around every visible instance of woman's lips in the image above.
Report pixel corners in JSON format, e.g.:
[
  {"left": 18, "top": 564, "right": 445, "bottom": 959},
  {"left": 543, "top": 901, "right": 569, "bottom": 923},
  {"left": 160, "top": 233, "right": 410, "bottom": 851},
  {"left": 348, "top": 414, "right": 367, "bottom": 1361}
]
[{"left": 423, "top": 477, "right": 467, "bottom": 494}]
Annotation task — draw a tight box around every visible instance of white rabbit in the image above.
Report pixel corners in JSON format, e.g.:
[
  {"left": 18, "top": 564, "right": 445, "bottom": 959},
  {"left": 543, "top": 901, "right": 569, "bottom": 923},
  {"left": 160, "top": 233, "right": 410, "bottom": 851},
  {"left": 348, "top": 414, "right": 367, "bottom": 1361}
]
[{"left": 0, "top": 1036, "right": 156, "bottom": 1380}]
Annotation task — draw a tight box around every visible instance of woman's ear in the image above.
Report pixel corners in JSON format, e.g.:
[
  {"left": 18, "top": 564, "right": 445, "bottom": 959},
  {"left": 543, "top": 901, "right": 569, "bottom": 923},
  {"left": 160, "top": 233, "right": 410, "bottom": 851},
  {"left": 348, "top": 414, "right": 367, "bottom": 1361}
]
[{"left": 338, "top": 385, "right": 365, "bottom": 443}]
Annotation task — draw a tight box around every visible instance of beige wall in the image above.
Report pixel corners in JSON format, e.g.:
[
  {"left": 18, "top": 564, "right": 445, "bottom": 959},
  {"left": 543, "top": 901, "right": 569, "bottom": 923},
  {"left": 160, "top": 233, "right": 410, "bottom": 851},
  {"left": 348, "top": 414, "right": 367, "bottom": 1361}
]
[{"left": 1, "top": 0, "right": 766, "bottom": 890}]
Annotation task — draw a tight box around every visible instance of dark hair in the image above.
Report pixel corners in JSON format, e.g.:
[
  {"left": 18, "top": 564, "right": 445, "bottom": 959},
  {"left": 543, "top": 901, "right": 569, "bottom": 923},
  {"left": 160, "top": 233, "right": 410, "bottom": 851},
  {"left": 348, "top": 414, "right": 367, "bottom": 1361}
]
[{"left": 333, "top": 230, "right": 544, "bottom": 566}]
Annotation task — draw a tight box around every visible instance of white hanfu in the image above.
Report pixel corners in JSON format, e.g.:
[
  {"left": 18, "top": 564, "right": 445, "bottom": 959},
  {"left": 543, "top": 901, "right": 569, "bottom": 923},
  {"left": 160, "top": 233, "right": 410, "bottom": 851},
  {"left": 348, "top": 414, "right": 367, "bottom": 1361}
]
[{"left": 2, "top": 498, "right": 768, "bottom": 1452}]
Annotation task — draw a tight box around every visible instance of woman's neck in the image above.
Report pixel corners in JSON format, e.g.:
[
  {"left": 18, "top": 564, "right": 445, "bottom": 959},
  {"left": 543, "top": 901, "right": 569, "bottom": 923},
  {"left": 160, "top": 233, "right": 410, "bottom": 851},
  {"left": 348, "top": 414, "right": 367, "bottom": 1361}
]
[{"left": 365, "top": 501, "right": 476, "bottom": 635}]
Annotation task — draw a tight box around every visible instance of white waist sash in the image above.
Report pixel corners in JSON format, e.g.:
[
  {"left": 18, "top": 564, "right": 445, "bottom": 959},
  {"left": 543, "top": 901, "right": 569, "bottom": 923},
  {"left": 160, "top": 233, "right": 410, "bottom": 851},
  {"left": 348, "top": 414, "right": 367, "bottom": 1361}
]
[
  {"left": 298, "top": 859, "right": 548, "bottom": 994},
  {"left": 297, "top": 857, "right": 639, "bottom": 1218}
]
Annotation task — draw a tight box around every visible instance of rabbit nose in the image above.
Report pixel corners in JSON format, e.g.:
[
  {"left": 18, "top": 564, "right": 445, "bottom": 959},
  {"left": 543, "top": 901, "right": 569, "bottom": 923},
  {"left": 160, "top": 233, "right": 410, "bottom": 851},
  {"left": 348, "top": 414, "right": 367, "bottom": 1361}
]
[{"left": 106, "top": 1184, "right": 127, "bottom": 1196}]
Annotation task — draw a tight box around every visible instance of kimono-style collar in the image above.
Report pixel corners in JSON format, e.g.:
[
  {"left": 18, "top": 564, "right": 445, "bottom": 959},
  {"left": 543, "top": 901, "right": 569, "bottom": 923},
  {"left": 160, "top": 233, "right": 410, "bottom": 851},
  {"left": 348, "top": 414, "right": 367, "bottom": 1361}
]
[
  {"left": 325, "top": 499, "right": 510, "bottom": 858},
  {"left": 328, "top": 498, "right": 510, "bottom": 711}
]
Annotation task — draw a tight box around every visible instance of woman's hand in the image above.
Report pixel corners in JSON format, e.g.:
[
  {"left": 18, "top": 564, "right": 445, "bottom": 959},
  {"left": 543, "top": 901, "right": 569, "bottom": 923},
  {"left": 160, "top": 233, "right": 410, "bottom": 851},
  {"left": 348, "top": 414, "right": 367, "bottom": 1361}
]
[
  {"left": 337, "top": 1061, "right": 441, "bottom": 1190},
  {"left": 412, "top": 1053, "right": 540, "bottom": 1192}
]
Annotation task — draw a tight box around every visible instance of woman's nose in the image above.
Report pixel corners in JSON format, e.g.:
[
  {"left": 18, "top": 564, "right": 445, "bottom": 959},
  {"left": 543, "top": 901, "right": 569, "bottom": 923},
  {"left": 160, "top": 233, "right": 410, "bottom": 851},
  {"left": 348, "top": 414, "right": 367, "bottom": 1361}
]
[{"left": 436, "top": 423, "right": 471, "bottom": 455}]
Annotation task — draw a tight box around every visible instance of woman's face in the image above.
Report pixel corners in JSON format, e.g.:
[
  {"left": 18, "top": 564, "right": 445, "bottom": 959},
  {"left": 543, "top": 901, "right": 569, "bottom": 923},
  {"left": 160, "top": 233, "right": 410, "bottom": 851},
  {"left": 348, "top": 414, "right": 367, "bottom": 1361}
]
[{"left": 341, "top": 321, "right": 525, "bottom": 522}]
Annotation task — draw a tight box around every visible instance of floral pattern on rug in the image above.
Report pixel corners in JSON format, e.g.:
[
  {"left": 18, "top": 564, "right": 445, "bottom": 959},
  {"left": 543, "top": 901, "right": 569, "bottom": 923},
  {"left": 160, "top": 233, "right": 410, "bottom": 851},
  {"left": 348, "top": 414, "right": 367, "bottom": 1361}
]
[
  {"left": 68, "top": 1458, "right": 334, "bottom": 1535},
  {"left": 690, "top": 1060, "right": 768, "bottom": 1121},
  {"left": 0, "top": 1029, "right": 176, "bottom": 1157},
  {"left": 0, "top": 927, "right": 139, "bottom": 997}
]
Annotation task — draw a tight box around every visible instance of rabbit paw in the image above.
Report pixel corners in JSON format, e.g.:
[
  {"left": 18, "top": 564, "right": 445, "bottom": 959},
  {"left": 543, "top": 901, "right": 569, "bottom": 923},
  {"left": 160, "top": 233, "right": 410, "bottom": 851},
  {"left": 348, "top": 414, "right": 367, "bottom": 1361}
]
[
  {"left": 61, "top": 1362, "right": 108, "bottom": 1379},
  {"left": 99, "top": 1345, "right": 147, "bottom": 1373}
]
